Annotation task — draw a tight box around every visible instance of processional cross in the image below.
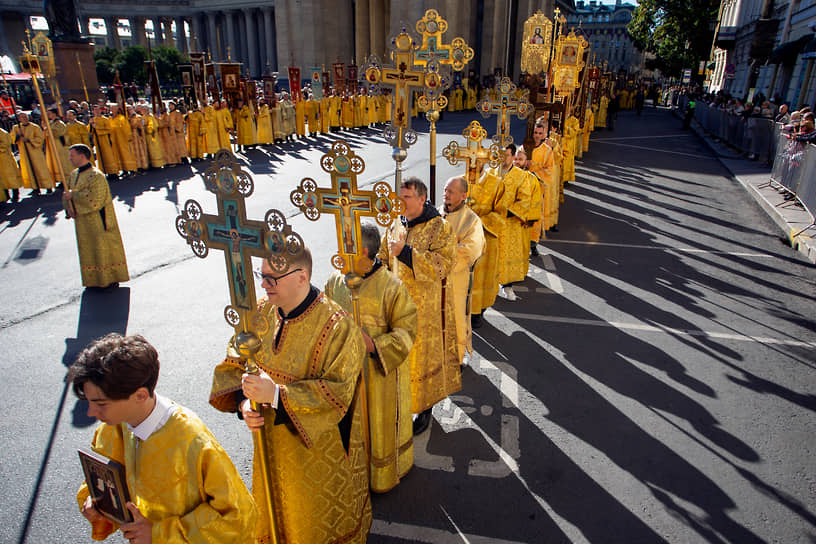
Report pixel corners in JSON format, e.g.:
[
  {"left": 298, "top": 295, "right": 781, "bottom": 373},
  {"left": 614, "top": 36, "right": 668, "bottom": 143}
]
[
  {"left": 442, "top": 120, "right": 502, "bottom": 187},
  {"left": 477, "top": 77, "right": 534, "bottom": 147},
  {"left": 290, "top": 140, "right": 404, "bottom": 278},
  {"left": 175, "top": 150, "right": 303, "bottom": 544}
]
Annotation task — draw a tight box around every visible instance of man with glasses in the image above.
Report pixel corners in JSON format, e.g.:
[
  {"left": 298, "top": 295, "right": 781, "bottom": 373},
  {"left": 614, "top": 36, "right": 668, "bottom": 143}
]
[
  {"left": 378, "top": 177, "right": 459, "bottom": 436},
  {"left": 209, "top": 247, "right": 372, "bottom": 543}
]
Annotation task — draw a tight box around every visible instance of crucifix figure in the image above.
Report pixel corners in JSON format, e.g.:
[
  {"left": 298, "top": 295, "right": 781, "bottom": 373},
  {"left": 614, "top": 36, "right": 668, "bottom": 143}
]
[
  {"left": 414, "top": 9, "right": 474, "bottom": 72},
  {"left": 476, "top": 77, "right": 534, "bottom": 147},
  {"left": 442, "top": 120, "right": 502, "bottom": 187},
  {"left": 174, "top": 149, "right": 303, "bottom": 542},
  {"left": 290, "top": 140, "right": 403, "bottom": 277}
]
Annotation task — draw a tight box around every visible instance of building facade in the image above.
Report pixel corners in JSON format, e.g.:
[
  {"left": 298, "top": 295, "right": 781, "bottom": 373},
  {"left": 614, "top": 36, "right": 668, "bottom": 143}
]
[
  {"left": 0, "top": 0, "right": 579, "bottom": 82},
  {"left": 565, "top": 0, "right": 642, "bottom": 74}
]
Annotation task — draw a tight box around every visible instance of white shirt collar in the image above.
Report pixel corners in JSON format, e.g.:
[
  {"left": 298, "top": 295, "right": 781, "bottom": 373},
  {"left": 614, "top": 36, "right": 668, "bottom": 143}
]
[{"left": 127, "top": 393, "right": 176, "bottom": 441}]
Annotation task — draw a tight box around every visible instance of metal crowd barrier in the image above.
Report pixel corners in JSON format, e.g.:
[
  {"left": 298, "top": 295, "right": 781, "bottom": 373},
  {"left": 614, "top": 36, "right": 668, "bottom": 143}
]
[
  {"left": 770, "top": 133, "right": 816, "bottom": 235},
  {"left": 692, "top": 102, "right": 777, "bottom": 162}
]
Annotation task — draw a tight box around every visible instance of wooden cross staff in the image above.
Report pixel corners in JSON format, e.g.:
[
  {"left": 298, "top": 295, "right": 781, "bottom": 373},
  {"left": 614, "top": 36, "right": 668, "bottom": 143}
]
[
  {"left": 476, "top": 77, "right": 534, "bottom": 147},
  {"left": 442, "top": 120, "right": 502, "bottom": 188},
  {"left": 175, "top": 149, "right": 303, "bottom": 544}
]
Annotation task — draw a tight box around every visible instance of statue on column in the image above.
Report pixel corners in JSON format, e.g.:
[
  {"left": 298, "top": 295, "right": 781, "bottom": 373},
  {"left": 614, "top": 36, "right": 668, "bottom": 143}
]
[{"left": 44, "top": 0, "right": 84, "bottom": 42}]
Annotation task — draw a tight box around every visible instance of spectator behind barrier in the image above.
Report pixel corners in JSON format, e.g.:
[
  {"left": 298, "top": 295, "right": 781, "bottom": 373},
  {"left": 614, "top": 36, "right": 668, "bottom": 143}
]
[
  {"left": 792, "top": 113, "right": 816, "bottom": 144},
  {"left": 775, "top": 104, "right": 791, "bottom": 124}
]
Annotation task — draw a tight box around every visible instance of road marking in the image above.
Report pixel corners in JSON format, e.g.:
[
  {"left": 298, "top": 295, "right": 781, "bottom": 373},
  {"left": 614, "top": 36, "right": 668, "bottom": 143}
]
[
  {"left": 496, "top": 310, "right": 816, "bottom": 348},
  {"left": 590, "top": 140, "right": 719, "bottom": 160},
  {"left": 541, "top": 239, "right": 778, "bottom": 258},
  {"left": 592, "top": 134, "right": 682, "bottom": 141},
  {"left": 370, "top": 519, "right": 530, "bottom": 544}
]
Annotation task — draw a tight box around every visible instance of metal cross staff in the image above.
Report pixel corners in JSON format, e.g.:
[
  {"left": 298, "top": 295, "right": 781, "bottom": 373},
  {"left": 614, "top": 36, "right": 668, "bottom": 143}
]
[
  {"left": 175, "top": 149, "right": 303, "bottom": 544},
  {"left": 442, "top": 120, "right": 502, "bottom": 188},
  {"left": 476, "top": 77, "right": 534, "bottom": 148},
  {"left": 413, "top": 8, "right": 474, "bottom": 204}
]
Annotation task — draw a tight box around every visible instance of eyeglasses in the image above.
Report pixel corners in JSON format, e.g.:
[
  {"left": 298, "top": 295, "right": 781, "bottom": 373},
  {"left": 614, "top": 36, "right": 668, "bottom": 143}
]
[{"left": 253, "top": 268, "right": 303, "bottom": 286}]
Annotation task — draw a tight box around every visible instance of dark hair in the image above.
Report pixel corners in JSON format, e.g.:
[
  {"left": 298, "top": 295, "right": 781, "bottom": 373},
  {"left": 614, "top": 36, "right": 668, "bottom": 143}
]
[
  {"left": 360, "top": 222, "right": 381, "bottom": 258},
  {"left": 267, "top": 246, "right": 313, "bottom": 279},
  {"left": 505, "top": 143, "right": 517, "bottom": 155},
  {"left": 400, "top": 176, "right": 427, "bottom": 199},
  {"left": 69, "top": 144, "right": 92, "bottom": 159},
  {"left": 68, "top": 334, "right": 159, "bottom": 400}
]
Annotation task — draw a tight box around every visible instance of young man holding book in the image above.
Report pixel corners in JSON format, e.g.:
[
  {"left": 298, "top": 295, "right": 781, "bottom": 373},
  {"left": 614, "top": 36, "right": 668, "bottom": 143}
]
[{"left": 69, "top": 333, "right": 257, "bottom": 543}]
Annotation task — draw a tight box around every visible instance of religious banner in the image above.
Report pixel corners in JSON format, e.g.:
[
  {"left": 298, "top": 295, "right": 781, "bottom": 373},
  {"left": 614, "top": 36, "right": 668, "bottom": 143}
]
[
  {"left": 190, "top": 52, "right": 207, "bottom": 107},
  {"left": 332, "top": 62, "right": 346, "bottom": 93},
  {"left": 288, "top": 67, "right": 301, "bottom": 101},
  {"left": 310, "top": 66, "right": 323, "bottom": 99},
  {"left": 262, "top": 74, "right": 277, "bottom": 104},
  {"left": 206, "top": 63, "right": 220, "bottom": 103},
  {"left": 322, "top": 70, "right": 331, "bottom": 93},
  {"left": 347, "top": 64, "right": 358, "bottom": 94},
  {"left": 520, "top": 11, "right": 554, "bottom": 75},
  {"left": 552, "top": 30, "right": 588, "bottom": 96},
  {"left": 112, "top": 71, "right": 125, "bottom": 114},
  {"left": 219, "top": 62, "right": 242, "bottom": 107},
  {"left": 178, "top": 64, "right": 195, "bottom": 108},
  {"left": 586, "top": 66, "right": 602, "bottom": 108},
  {"left": 145, "top": 60, "right": 163, "bottom": 114},
  {"left": 30, "top": 32, "right": 55, "bottom": 77}
]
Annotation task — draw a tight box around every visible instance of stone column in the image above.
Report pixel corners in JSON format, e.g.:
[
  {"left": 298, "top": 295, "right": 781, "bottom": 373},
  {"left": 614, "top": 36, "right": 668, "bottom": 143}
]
[
  {"left": 178, "top": 16, "right": 189, "bottom": 53},
  {"left": 355, "top": 0, "right": 370, "bottom": 65},
  {"left": 132, "top": 17, "right": 147, "bottom": 47},
  {"left": 369, "top": 0, "right": 386, "bottom": 61},
  {"left": 225, "top": 10, "right": 236, "bottom": 61},
  {"left": 206, "top": 12, "right": 219, "bottom": 60},
  {"left": 262, "top": 7, "right": 276, "bottom": 72},
  {"left": 105, "top": 16, "right": 121, "bottom": 50},
  {"left": 162, "top": 17, "right": 174, "bottom": 47},
  {"left": 244, "top": 9, "right": 259, "bottom": 78}
]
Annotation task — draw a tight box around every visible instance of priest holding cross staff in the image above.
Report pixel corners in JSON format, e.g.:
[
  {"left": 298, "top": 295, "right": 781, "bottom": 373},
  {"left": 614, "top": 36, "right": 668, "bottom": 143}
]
[{"left": 292, "top": 140, "right": 420, "bottom": 493}]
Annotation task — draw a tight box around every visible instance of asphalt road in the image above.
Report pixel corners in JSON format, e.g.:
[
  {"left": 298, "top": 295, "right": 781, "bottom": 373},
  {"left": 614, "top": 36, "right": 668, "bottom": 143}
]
[{"left": 1, "top": 108, "right": 814, "bottom": 544}]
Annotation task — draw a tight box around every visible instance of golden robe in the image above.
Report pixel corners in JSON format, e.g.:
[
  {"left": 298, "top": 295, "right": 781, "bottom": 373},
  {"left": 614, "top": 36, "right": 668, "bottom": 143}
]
[
  {"left": 186, "top": 110, "right": 205, "bottom": 159},
  {"left": 210, "top": 293, "right": 372, "bottom": 544},
  {"left": 90, "top": 116, "right": 120, "bottom": 175},
  {"left": 67, "top": 120, "right": 90, "bottom": 146},
  {"left": 256, "top": 105, "right": 273, "bottom": 144},
  {"left": 202, "top": 106, "right": 219, "bottom": 154},
  {"left": 583, "top": 108, "right": 594, "bottom": 152},
  {"left": 325, "top": 265, "right": 418, "bottom": 493},
  {"left": 170, "top": 110, "right": 187, "bottom": 160},
  {"left": 76, "top": 401, "right": 257, "bottom": 543},
  {"left": 377, "top": 207, "right": 460, "bottom": 413},
  {"left": 368, "top": 96, "right": 378, "bottom": 125},
  {"left": 352, "top": 95, "right": 363, "bottom": 127},
  {"left": 112, "top": 114, "right": 137, "bottom": 172},
  {"left": 216, "top": 108, "right": 233, "bottom": 150},
  {"left": 330, "top": 95, "right": 342, "bottom": 128},
  {"left": 282, "top": 101, "right": 296, "bottom": 136},
  {"left": 563, "top": 115, "right": 580, "bottom": 183},
  {"left": 295, "top": 99, "right": 306, "bottom": 136},
  {"left": 272, "top": 104, "right": 285, "bottom": 140},
  {"left": 305, "top": 98, "right": 320, "bottom": 134},
  {"left": 439, "top": 204, "right": 485, "bottom": 360},
  {"left": 45, "top": 119, "right": 72, "bottom": 183},
  {"left": 10, "top": 122, "right": 52, "bottom": 189},
  {"left": 469, "top": 166, "right": 504, "bottom": 314},
  {"left": 320, "top": 97, "right": 332, "bottom": 133},
  {"left": 65, "top": 165, "right": 129, "bottom": 287},
  {"left": 129, "top": 114, "right": 149, "bottom": 170},
  {"left": 0, "top": 128, "right": 22, "bottom": 190},
  {"left": 530, "top": 141, "right": 555, "bottom": 239},
  {"left": 491, "top": 166, "right": 532, "bottom": 284},
  {"left": 235, "top": 105, "right": 257, "bottom": 146},
  {"left": 596, "top": 97, "right": 608, "bottom": 128},
  {"left": 550, "top": 133, "right": 565, "bottom": 204},
  {"left": 341, "top": 97, "right": 353, "bottom": 128},
  {"left": 144, "top": 114, "right": 165, "bottom": 168},
  {"left": 159, "top": 112, "right": 179, "bottom": 165}
]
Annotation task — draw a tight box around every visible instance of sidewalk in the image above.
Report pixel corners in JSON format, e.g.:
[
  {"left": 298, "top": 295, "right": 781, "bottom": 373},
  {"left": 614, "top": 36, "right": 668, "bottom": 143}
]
[{"left": 676, "top": 108, "right": 816, "bottom": 264}]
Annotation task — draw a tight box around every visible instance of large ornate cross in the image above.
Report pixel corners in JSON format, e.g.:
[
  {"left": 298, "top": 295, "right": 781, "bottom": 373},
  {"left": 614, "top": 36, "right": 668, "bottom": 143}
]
[
  {"left": 290, "top": 141, "right": 403, "bottom": 277},
  {"left": 442, "top": 120, "right": 502, "bottom": 187},
  {"left": 364, "top": 29, "right": 428, "bottom": 150},
  {"left": 476, "top": 77, "right": 534, "bottom": 147},
  {"left": 414, "top": 9, "right": 474, "bottom": 72}
]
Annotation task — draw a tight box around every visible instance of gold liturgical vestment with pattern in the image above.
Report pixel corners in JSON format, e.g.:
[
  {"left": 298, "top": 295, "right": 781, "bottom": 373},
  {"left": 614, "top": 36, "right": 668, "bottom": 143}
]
[
  {"left": 490, "top": 166, "right": 533, "bottom": 284},
  {"left": 65, "top": 165, "right": 129, "bottom": 287},
  {"left": 378, "top": 208, "right": 460, "bottom": 413},
  {"left": 210, "top": 293, "right": 372, "bottom": 544},
  {"left": 469, "top": 166, "right": 505, "bottom": 314},
  {"left": 76, "top": 403, "right": 258, "bottom": 543},
  {"left": 325, "top": 265, "right": 418, "bottom": 493}
]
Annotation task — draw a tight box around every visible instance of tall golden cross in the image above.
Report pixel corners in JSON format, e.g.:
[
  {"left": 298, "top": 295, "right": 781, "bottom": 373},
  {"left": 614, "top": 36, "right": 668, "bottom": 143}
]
[
  {"left": 290, "top": 140, "right": 403, "bottom": 277},
  {"left": 442, "top": 120, "right": 502, "bottom": 187},
  {"left": 476, "top": 77, "right": 534, "bottom": 147},
  {"left": 175, "top": 150, "right": 303, "bottom": 544},
  {"left": 364, "top": 29, "right": 427, "bottom": 150}
]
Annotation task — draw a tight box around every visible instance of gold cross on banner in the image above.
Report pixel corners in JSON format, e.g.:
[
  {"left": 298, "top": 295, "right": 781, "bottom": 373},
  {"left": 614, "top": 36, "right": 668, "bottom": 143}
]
[
  {"left": 476, "top": 77, "right": 534, "bottom": 147},
  {"left": 290, "top": 141, "right": 404, "bottom": 276},
  {"left": 442, "top": 120, "right": 502, "bottom": 187}
]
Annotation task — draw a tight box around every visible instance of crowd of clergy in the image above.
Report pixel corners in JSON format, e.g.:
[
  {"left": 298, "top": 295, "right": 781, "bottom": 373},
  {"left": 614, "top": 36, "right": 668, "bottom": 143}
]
[{"left": 38, "top": 75, "right": 612, "bottom": 543}]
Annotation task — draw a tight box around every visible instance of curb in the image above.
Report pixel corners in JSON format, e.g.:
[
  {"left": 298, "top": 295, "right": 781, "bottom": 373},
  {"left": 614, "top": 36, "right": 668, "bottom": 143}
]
[{"left": 674, "top": 108, "right": 816, "bottom": 264}]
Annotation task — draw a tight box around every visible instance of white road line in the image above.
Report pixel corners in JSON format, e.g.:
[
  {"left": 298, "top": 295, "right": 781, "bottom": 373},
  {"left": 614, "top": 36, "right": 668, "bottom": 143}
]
[
  {"left": 590, "top": 140, "right": 720, "bottom": 159},
  {"left": 370, "top": 519, "right": 530, "bottom": 544},
  {"left": 498, "top": 311, "right": 816, "bottom": 348},
  {"left": 592, "top": 134, "right": 682, "bottom": 141},
  {"left": 542, "top": 239, "right": 778, "bottom": 257}
]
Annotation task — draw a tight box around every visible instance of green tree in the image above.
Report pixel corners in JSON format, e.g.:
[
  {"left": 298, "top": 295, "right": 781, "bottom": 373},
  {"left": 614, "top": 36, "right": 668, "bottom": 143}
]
[
  {"left": 628, "top": 0, "right": 719, "bottom": 79},
  {"left": 114, "top": 46, "right": 148, "bottom": 85},
  {"left": 93, "top": 46, "right": 118, "bottom": 85},
  {"left": 152, "top": 46, "right": 189, "bottom": 85}
]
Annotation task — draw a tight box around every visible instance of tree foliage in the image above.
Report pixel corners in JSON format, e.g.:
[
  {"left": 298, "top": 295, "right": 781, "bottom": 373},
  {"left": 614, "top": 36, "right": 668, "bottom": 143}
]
[
  {"left": 628, "top": 0, "right": 719, "bottom": 79},
  {"left": 94, "top": 45, "right": 189, "bottom": 86}
]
